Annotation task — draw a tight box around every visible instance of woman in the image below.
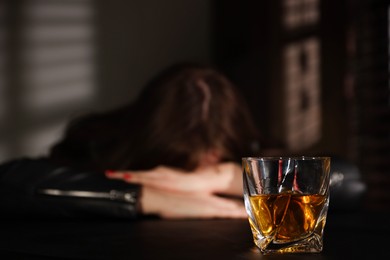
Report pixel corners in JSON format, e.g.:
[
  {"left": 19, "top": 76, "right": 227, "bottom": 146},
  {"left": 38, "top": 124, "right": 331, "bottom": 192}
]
[{"left": 0, "top": 63, "right": 261, "bottom": 219}]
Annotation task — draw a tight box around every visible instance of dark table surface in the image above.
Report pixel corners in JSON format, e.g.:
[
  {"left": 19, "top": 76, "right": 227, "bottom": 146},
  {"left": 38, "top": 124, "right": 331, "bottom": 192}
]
[{"left": 0, "top": 211, "right": 389, "bottom": 260}]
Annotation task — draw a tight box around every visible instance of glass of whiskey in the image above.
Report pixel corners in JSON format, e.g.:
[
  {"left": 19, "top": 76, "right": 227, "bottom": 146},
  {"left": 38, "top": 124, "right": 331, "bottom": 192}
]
[{"left": 242, "top": 157, "right": 331, "bottom": 254}]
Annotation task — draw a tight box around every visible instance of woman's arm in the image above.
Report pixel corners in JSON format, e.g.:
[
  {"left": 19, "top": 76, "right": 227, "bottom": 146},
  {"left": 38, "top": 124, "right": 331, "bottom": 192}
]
[
  {"left": 140, "top": 186, "right": 246, "bottom": 219},
  {"left": 107, "top": 163, "right": 247, "bottom": 219},
  {"left": 0, "top": 158, "right": 246, "bottom": 219},
  {"left": 105, "top": 162, "right": 244, "bottom": 197}
]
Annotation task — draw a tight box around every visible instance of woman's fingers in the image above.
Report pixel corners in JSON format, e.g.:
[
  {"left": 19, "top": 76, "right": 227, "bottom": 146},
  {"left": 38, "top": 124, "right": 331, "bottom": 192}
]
[
  {"left": 105, "top": 170, "right": 129, "bottom": 179},
  {"left": 104, "top": 162, "right": 243, "bottom": 196},
  {"left": 106, "top": 169, "right": 191, "bottom": 193},
  {"left": 105, "top": 168, "right": 213, "bottom": 193},
  {"left": 106, "top": 170, "right": 155, "bottom": 184}
]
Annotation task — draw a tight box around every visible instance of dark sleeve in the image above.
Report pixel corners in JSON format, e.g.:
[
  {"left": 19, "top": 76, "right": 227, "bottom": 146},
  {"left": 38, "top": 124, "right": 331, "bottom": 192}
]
[{"left": 0, "top": 158, "right": 142, "bottom": 219}]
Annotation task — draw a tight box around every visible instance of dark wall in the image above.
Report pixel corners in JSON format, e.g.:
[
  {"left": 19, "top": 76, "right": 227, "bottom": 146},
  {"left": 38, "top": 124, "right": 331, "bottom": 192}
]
[
  {"left": 214, "top": 1, "right": 275, "bottom": 144},
  {"left": 214, "top": 0, "right": 349, "bottom": 157},
  {"left": 94, "top": 0, "right": 213, "bottom": 111}
]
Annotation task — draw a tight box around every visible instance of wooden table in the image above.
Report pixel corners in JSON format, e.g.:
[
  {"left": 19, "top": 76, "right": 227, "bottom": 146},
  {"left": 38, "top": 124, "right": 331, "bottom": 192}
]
[{"left": 0, "top": 211, "right": 388, "bottom": 259}]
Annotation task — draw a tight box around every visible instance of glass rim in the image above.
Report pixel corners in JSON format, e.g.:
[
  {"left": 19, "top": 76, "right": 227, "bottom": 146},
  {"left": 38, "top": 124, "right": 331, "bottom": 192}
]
[{"left": 242, "top": 156, "right": 331, "bottom": 161}]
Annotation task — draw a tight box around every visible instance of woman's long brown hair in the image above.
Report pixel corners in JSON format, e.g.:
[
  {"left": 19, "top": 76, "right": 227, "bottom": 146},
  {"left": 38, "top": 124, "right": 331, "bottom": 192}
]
[{"left": 49, "top": 63, "right": 260, "bottom": 172}]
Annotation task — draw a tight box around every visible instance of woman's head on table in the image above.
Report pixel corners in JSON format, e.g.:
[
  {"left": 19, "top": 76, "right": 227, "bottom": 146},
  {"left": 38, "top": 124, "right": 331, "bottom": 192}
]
[{"left": 49, "top": 62, "right": 261, "bottom": 219}]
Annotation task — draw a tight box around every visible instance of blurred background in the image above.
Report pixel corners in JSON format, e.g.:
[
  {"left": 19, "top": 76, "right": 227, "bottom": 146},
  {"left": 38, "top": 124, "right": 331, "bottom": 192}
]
[{"left": 0, "top": 0, "right": 389, "bottom": 211}]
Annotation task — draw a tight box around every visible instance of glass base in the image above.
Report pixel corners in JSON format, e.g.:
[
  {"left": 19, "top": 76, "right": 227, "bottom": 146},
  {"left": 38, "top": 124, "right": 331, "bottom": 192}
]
[{"left": 255, "top": 233, "right": 323, "bottom": 255}]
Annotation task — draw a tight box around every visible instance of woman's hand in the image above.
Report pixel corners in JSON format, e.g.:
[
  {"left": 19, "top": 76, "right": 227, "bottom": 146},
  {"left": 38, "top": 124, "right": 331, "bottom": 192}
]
[
  {"left": 105, "top": 163, "right": 246, "bottom": 219},
  {"left": 140, "top": 186, "right": 247, "bottom": 219},
  {"left": 105, "top": 162, "right": 243, "bottom": 196}
]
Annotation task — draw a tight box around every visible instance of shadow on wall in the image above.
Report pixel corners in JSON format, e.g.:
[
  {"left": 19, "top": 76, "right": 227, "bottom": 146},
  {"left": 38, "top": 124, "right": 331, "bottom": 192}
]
[{"left": 0, "top": 0, "right": 212, "bottom": 163}]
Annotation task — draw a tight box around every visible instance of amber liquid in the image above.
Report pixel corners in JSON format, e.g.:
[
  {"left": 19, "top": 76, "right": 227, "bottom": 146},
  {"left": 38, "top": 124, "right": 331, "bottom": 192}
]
[{"left": 249, "top": 193, "right": 327, "bottom": 242}]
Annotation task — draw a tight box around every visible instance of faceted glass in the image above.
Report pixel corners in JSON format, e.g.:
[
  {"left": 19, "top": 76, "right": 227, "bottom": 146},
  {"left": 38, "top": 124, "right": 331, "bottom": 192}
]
[{"left": 242, "top": 157, "right": 331, "bottom": 254}]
